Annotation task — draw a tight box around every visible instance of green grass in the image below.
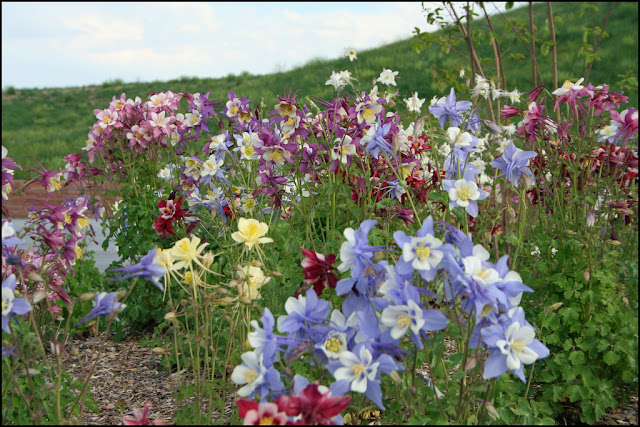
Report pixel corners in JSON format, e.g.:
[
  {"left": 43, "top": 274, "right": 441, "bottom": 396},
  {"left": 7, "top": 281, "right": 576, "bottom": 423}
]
[{"left": 2, "top": 2, "right": 637, "bottom": 180}]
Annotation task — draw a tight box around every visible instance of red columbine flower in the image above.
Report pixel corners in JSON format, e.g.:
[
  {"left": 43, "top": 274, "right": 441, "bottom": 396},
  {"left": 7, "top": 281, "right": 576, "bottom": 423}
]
[
  {"left": 152, "top": 216, "right": 176, "bottom": 238},
  {"left": 284, "top": 383, "right": 351, "bottom": 425},
  {"left": 237, "top": 398, "right": 290, "bottom": 425},
  {"left": 153, "top": 196, "right": 186, "bottom": 238},
  {"left": 301, "top": 248, "right": 338, "bottom": 296},
  {"left": 158, "top": 196, "right": 186, "bottom": 221}
]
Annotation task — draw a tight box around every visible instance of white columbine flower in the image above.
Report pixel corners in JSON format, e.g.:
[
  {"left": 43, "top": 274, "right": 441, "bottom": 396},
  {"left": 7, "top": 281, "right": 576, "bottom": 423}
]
[
  {"left": 403, "top": 92, "right": 426, "bottom": 113},
  {"left": 507, "top": 89, "right": 522, "bottom": 104},
  {"left": 321, "top": 330, "right": 348, "bottom": 359},
  {"left": 446, "top": 127, "right": 473, "bottom": 150},
  {"left": 185, "top": 109, "right": 202, "bottom": 127},
  {"left": 378, "top": 68, "right": 399, "bottom": 86},
  {"left": 331, "top": 135, "right": 356, "bottom": 164},
  {"left": 448, "top": 179, "right": 481, "bottom": 208},
  {"left": 345, "top": 48, "right": 357, "bottom": 62}
]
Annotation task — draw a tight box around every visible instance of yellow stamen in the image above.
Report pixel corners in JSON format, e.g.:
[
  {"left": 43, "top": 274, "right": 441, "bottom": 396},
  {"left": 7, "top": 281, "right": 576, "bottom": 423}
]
[
  {"left": 326, "top": 337, "right": 342, "bottom": 353},
  {"left": 415, "top": 244, "right": 431, "bottom": 260},
  {"left": 397, "top": 313, "right": 411, "bottom": 329},
  {"left": 458, "top": 187, "right": 471, "bottom": 201}
]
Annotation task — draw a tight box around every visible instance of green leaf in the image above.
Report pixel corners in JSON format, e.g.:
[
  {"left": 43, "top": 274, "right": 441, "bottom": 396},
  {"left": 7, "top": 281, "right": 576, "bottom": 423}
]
[
  {"left": 603, "top": 350, "right": 619, "bottom": 365},
  {"left": 447, "top": 352, "right": 464, "bottom": 368},
  {"left": 505, "top": 233, "right": 519, "bottom": 246},
  {"left": 541, "top": 43, "right": 550, "bottom": 57},
  {"left": 567, "top": 384, "right": 582, "bottom": 402}
]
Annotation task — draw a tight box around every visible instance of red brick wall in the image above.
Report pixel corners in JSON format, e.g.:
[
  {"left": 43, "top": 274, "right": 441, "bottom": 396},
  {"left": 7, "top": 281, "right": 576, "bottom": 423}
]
[{"left": 2, "top": 180, "right": 121, "bottom": 219}]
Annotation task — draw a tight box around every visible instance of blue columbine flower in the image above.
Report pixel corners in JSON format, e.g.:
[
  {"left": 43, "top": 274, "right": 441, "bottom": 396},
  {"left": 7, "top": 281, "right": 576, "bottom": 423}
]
[
  {"left": 108, "top": 247, "right": 166, "bottom": 291},
  {"left": 490, "top": 141, "right": 537, "bottom": 187},
  {"left": 329, "top": 343, "right": 398, "bottom": 410},
  {"left": 2, "top": 274, "right": 32, "bottom": 334},
  {"left": 480, "top": 307, "right": 550, "bottom": 382},
  {"left": 2, "top": 221, "right": 24, "bottom": 247},
  {"left": 393, "top": 216, "right": 450, "bottom": 282},
  {"left": 442, "top": 177, "right": 488, "bottom": 218},
  {"left": 336, "top": 220, "right": 390, "bottom": 296},
  {"left": 230, "top": 350, "right": 283, "bottom": 401},
  {"left": 76, "top": 291, "right": 126, "bottom": 326},
  {"left": 429, "top": 88, "right": 473, "bottom": 129}
]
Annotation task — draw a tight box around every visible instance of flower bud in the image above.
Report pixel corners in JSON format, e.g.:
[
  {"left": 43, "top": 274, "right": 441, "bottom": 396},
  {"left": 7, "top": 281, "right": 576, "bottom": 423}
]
[
  {"left": 164, "top": 311, "right": 177, "bottom": 321},
  {"left": 217, "top": 297, "right": 235, "bottom": 306},
  {"left": 32, "top": 290, "right": 48, "bottom": 304},
  {"left": 49, "top": 340, "right": 63, "bottom": 357},
  {"left": 239, "top": 295, "right": 253, "bottom": 305},
  {"left": 201, "top": 252, "right": 215, "bottom": 268},
  {"left": 151, "top": 347, "right": 166, "bottom": 355},
  {"left": 27, "top": 272, "right": 44, "bottom": 282},
  {"left": 485, "top": 401, "right": 500, "bottom": 421},
  {"left": 78, "top": 292, "right": 96, "bottom": 302},
  {"left": 584, "top": 270, "right": 590, "bottom": 282},
  {"left": 389, "top": 370, "right": 402, "bottom": 385},
  {"left": 464, "top": 356, "right": 477, "bottom": 371}
]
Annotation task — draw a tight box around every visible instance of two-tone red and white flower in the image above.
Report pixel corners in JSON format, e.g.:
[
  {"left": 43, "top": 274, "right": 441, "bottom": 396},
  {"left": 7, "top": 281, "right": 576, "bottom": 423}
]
[{"left": 300, "top": 248, "right": 338, "bottom": 296}]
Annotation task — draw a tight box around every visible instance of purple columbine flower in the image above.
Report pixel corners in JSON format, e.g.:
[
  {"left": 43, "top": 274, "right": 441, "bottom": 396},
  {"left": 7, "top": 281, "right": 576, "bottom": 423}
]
[
  {"left": 362, "top": 118, "right": 395, "bottom": 159},
  {"left": 429, "top": 88, "right": 473, "bottom": 129},
  {"left": 108, "top": 247, "right": 166, "bottom": 291},
  {"left": 2, "top": 274, "right": 32, "bottom": 333},
  {"left": 277, "top": 289, "right": 331, "bottom": 340},
  {"left": 490, "top": 141, "right": 537, "bottom": 187},
  {"left": 76, "top": 291, "right": 126, "bottom": 326},
  {"left": 394, "top": 216, "right": 449, "bottom": 282}
]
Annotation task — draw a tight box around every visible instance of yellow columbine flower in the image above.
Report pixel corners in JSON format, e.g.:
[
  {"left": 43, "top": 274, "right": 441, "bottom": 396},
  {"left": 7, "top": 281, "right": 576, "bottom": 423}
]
[
  {"left": 169, "top": 236, "right": 209, "bottom": 271},
  {"left": 231, "top": 218, "right": 273, "bottom": 249},
  {"left": 235, "top": 265, "right": 271, "bottom": 301}
]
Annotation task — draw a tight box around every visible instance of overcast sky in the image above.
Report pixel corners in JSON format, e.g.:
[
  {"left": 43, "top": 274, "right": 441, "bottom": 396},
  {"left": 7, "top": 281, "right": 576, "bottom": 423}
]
[{"left": 2, "top": 2, "right": 523, "bottom": 90}]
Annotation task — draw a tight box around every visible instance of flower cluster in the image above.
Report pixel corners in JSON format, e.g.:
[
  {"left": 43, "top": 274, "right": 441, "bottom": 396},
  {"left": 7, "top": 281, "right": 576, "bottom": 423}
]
[{"left": 231, "top": 217, "right": 549, "bottom": 412}]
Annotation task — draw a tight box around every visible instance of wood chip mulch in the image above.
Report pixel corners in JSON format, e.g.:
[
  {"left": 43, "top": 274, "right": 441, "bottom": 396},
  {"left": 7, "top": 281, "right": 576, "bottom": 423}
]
[{"left": 49, "top": 329, "right": 235, "bottom": 425}]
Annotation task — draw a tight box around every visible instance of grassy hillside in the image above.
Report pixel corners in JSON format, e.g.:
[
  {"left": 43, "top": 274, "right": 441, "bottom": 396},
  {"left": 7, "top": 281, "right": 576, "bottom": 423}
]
[{"left": 2, "top": 2, "right": 637, "bottom": 180}]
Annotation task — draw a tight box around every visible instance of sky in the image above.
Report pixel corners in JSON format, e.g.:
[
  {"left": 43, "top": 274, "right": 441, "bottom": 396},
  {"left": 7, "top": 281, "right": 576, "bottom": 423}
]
[{"left": 1, "top": 2, "right": 524, "bottom": 90}]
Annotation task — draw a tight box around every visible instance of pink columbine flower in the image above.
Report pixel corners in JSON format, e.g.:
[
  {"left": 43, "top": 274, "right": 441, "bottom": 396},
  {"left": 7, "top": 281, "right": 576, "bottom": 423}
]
[
  {"left": 236, "top": 399, "right": 290, "bottom": 425},
  {"left": 148, "top": 111, "right": 171, "bottom": 138},
  {"left": 610, "top": 108, "right": 638, "bottom": 145},
  {"left": 122, "top": 401, "right": 166, "bottom": 425},
  {"left": 94, "top": 108, "right": 120, "bottom": 132}
]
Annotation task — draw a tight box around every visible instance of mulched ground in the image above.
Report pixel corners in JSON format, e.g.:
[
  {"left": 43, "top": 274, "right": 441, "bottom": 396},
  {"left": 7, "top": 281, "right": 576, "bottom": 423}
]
[{"left": 52, "top": 328, "right": 637, "bottom": 425}]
